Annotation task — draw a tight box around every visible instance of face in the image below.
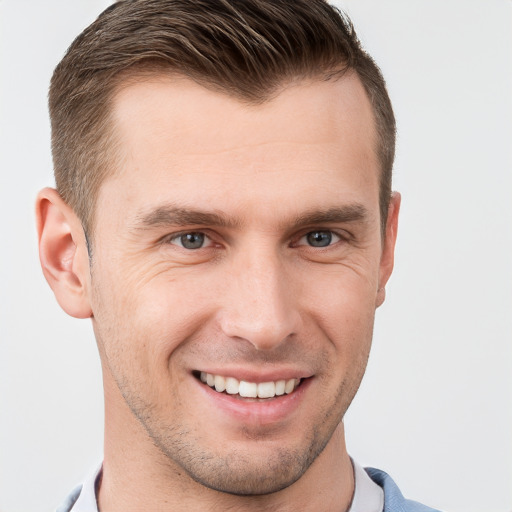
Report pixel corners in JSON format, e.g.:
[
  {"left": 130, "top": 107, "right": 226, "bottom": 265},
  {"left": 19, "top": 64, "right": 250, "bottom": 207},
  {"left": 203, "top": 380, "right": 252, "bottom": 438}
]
[{"left": 87, "top": 74, "right": 398, "bottom": 495}]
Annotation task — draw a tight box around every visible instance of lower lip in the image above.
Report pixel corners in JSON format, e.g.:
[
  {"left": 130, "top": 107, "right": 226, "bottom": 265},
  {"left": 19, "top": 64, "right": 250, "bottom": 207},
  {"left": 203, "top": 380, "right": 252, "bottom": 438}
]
[{"left": 196, "top": 377, "right": 312, "bottom": 425}]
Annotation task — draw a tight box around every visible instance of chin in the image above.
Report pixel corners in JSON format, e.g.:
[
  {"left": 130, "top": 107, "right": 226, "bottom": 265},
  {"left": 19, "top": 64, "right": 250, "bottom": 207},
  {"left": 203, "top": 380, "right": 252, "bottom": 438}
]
[
  {"left": 152, "top": 425, "right": 335, "bottom": 497},
  {"left": 180, "top": 447, "right": 313, "bottom": 496}
]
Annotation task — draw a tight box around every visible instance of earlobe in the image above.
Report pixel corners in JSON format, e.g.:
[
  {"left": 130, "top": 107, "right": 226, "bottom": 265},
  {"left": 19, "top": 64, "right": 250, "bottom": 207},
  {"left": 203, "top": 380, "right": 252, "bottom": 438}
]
[
  {"left": 36, "top": 187, "right": 92, "bottom": 319},
  {"left": 376, "top": 192, "right": 401, "bottom": 308}
]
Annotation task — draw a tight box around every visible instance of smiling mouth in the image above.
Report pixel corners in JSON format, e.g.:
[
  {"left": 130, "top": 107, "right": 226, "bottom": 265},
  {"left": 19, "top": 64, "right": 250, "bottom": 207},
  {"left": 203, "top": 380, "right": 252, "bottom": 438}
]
[{"left": 193, "top": 371, "right": 302, "bottom": 399}]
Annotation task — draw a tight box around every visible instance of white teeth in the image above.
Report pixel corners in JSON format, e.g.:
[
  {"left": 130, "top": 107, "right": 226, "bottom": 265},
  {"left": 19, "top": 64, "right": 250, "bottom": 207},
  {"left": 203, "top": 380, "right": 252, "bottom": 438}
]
[
  {"left": 199, "top": 373, "right": 301, "bottom": 398},
  {"left": 225, "top": 377, "right": 239, "bottom": 395},
  {"left": 239, "top": 381, "right": 258, "bottom": 398},
  {"left": 275, "top": 380, "right": 286, "bottom": 396},
  {"left": 284, "top": 379, "right": 295, "bottom": 394},
  {"left": 214, "top": 375, "right": 226, "bottom": 392},
  {"left": 257, "top": 381, "right": 275, "bottom": 398}
]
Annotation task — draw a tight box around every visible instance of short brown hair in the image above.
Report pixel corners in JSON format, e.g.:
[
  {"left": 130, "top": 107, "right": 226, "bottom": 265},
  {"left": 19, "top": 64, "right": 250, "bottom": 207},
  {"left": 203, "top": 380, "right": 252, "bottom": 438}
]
[{"left": 49, "top": 0, "right": 395, "bottom": 235}]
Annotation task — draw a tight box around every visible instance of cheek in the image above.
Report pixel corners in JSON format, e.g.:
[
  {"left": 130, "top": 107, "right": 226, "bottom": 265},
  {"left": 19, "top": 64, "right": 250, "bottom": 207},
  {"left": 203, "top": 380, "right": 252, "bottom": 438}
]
[
  {"left": 301, "top": 266, "right": 377, "bottom": 360},
  {"left": 90, "top": 266, "right": 216, "bottom": 372},
  {"left": 302, "top": 260, "right": 379, "bottom": 318}
]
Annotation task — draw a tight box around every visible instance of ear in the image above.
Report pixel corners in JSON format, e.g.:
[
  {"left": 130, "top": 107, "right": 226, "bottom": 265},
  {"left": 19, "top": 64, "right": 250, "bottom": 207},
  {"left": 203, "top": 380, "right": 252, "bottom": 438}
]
[
  {"left": 36, "top": 187, "right": 92, "bottom": 318},
  {"left": 375, "top": 192, "right": 401, "bottom": 308}
]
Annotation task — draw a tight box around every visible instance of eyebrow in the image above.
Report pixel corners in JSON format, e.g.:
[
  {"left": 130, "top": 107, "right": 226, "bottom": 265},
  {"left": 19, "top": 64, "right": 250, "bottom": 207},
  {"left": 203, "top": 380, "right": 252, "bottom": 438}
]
[
  {"left": 133, "top": 205, "right": 241, "bottom": 230},
  {"left": 290, "top": 204, "right": 369, "bottom": 230},
  {"left": 132, "top": 203, "right": 369, "bottom": 231}
]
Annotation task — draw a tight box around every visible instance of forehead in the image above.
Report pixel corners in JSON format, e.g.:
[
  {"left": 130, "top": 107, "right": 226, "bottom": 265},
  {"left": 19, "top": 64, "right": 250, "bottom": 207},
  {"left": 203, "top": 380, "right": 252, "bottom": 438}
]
[
  {"left": 112, "top": 72, "right": 376, "bottom": 156},
  {"left": 98, "top": 73, "right": 379, "bottom": 224}
]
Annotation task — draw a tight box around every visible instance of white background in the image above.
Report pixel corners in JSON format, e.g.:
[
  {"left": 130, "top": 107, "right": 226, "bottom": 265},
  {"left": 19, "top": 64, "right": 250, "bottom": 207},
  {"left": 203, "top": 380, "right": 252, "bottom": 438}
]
[{"left": 0, "top": 1, "right": 511, "bottom": 511}]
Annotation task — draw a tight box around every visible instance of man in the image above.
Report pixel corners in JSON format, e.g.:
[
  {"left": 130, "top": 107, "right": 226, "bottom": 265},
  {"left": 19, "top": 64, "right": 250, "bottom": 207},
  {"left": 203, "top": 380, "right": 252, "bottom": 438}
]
[{"left": 36, "top": 1, "right": 439, "bottom": 510}]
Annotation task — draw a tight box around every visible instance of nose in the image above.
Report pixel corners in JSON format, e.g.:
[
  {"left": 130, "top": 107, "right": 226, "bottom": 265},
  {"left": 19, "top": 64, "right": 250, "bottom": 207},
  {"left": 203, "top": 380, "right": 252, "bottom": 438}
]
[{"left": 218, "top": 247, "right": 302, "bottom": 351}]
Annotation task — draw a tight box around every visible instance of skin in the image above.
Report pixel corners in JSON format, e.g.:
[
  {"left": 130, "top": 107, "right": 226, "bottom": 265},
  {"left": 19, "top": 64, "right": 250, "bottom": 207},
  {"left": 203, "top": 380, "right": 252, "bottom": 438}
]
[{"left": 36, "top": 73, "right": 400, "bottom": 512}]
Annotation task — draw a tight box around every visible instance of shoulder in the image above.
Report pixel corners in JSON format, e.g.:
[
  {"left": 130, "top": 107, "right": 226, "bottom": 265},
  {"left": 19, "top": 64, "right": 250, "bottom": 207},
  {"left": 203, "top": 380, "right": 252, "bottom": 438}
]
[{"left": 365, "top": 467, "right": 442, "bottom": 512}]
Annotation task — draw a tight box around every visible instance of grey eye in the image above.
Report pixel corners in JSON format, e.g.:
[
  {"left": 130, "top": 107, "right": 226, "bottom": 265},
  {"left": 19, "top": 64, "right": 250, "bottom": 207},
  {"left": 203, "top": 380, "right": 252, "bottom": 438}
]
[
  {"left": 174, "top": 232, "right": 206, "bottom": 249},
  {"left": 305, "top": 231, "right": 335, "bottom": 247}
]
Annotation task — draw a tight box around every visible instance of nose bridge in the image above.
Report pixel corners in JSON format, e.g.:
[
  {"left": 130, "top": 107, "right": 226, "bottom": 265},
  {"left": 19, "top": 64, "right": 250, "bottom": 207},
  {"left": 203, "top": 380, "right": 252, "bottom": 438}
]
[{"left": 219, "top": 243, "right": 300, "bottom": 350}]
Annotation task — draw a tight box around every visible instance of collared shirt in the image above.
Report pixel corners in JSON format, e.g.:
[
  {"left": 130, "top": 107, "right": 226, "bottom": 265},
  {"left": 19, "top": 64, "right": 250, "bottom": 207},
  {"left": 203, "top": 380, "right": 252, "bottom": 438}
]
[
  {"left": 59, "top": 458, "right": 384, "bottom": 512},
  {"left": 350, "top": 459, "right": 384, "bottom": 512},
  {"left": 56, "top": 464, "right": 100, "bottom": 512}
]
